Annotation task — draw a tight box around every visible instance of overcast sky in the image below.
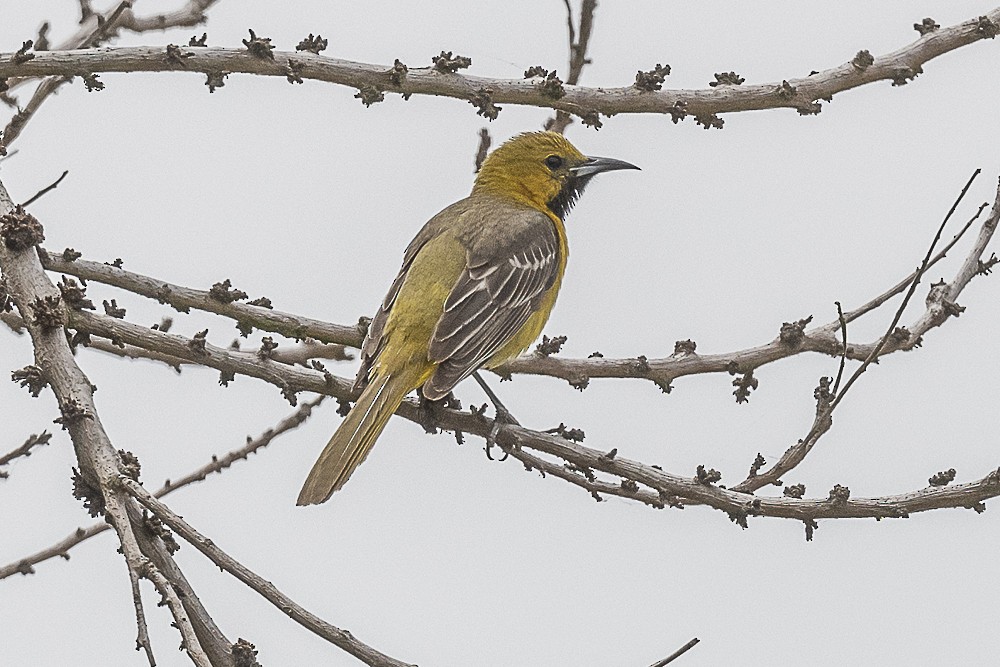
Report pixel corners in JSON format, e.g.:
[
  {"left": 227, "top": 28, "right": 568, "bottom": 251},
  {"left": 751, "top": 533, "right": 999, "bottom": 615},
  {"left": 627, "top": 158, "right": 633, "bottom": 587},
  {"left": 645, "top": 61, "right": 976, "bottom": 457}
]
[{"left": 2, "top": 2, "right": 1000, "bottom": 666}]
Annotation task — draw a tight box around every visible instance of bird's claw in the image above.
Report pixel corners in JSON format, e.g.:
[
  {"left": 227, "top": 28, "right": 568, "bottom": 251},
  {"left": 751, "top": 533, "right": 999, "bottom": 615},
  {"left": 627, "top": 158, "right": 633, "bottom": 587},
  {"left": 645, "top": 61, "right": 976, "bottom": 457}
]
[{"left": 484, "top": 406, "right": 519, "bottom": 461}]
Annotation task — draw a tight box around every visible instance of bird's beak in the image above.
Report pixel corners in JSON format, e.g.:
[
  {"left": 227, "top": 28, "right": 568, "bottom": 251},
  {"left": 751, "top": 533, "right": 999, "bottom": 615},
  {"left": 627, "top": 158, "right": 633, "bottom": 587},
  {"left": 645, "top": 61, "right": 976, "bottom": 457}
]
[{"left": 571, "top": 156, "right": 641, "bottom": 177}]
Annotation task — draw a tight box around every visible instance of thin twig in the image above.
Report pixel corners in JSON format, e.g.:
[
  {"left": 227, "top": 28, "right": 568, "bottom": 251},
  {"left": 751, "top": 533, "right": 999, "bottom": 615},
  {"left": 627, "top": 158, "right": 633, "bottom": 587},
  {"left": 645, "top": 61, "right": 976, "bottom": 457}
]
[
  {"left": 20, "top": 170, "right": 68, "bottom": 207},
  {"left": 79, "top": 0, "right": 133, "bottom": 48},
  {"left": 831, "top": 301, "right": 847, "bottom": 397},
  {"left": 1, "top": 77, "right": 66, "bottom": 151},
  {"left": 1, "top": 0, "right": 219, "bottom": 150},
  {"left": 106, "top": 490, "right": 210, "bottom": 667},
  {"left": 563, "top": 0, "right": 575, "bottom": 51},
  {"left": 505, "top": 439, "right": 669, "bottom": 509},
  {"left": 549, "top": 0, "right": 598, "bottom": 133},
  {"left": 0, "top": 431, "right": 51, "bottom": 476},
  {"left": 118, "top": 0, "right": 219, "bottom": 34},
  {"left": 649, "top": 637, "right": 700, "bottom": 667},
  {"left": 567, "top": 0, "right": 597, "bottom": 84},
  {"left": 831, "top": 169, "right": 981, "bottom": 410},
  {"left": 0, "top": 524, "right": 104, "bottom": 578},
  {"left": 159, "top": 396, "right": 324, "bottom": 492},
  {"left": 839, "top": 200, "right": 989, "bottom": 324},
  {"left": 127, "top": 561, "right": 156, "bottom": 667}
]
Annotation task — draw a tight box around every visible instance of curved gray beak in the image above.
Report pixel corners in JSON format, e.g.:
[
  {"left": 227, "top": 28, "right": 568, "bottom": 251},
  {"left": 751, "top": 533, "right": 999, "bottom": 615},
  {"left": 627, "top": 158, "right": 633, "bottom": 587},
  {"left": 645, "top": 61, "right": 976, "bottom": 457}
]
[{"left": 571, "top": 156, "right": 641, "bottom": 177}]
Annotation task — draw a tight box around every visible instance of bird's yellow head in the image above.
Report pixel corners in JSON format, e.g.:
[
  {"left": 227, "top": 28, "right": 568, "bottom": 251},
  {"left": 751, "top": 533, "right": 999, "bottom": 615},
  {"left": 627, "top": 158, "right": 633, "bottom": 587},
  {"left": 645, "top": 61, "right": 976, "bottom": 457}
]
[{"left": 473, "top": 131, "right": 638, "bottom": 219}]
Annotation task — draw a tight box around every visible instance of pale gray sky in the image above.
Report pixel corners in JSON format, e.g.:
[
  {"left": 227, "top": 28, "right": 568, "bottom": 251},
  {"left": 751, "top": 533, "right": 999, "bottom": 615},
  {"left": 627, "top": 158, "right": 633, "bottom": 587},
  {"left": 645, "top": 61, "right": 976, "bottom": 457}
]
[{"left": 2, "top": 2, "right": 999, "bottom": 665}]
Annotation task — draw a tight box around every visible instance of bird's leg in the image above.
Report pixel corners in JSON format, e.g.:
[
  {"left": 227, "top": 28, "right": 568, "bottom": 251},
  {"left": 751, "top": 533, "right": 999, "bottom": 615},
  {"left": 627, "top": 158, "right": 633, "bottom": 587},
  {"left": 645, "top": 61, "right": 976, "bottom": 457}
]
[{"left": 473, "top": 371, "right": 519, "bottom": 461}]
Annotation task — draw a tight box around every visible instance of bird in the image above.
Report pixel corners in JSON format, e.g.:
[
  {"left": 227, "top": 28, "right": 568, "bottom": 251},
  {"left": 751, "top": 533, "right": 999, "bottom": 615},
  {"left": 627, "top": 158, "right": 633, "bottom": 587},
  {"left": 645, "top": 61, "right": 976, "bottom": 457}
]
[{"left": 297, "top": 131, "right": 638, "bottom": 505}]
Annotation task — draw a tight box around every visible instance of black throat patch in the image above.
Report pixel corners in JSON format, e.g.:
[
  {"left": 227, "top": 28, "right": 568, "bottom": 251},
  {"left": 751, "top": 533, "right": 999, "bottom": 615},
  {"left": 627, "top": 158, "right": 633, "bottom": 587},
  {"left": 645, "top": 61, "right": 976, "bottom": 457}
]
[{"left": 546, "top": 175, "right": 592, "bottom": 220}]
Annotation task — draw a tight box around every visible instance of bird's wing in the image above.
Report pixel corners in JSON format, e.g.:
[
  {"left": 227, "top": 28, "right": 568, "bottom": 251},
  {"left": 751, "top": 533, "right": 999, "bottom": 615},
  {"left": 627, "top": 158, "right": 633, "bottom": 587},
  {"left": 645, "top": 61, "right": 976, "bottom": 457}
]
[
  {"left": 357, "top": 198, "right": 476, "bottom": 389},
  {"left": 355, "top": 240, "right": 425, "bottom": 390},
  {"left": 423, "top": 210, "right": 561, "bottom": 398}
]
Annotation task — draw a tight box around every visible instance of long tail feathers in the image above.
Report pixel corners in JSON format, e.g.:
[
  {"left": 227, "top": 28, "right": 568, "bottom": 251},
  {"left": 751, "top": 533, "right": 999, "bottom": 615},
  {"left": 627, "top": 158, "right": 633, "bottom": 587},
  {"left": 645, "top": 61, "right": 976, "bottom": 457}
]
[{"left": 296, "top": 371, "right": 411, "bottom": 505}]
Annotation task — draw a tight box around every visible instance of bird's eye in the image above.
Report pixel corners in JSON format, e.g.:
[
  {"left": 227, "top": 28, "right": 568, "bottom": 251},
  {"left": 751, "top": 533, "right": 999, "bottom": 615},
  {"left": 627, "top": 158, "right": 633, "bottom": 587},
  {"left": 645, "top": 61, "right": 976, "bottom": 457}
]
[{"left": 545, "top": 155, "right": 564, "bottom": 170}]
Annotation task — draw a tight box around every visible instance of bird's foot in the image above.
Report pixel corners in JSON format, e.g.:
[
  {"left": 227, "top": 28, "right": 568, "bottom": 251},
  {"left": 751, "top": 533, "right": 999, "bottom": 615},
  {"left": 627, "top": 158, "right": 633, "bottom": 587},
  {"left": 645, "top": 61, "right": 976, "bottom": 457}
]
[
  {"left": 472, "top": 370, "right": 520, "bottom": 462},
  {"left": 485, "top": 405, "right": 519, "bottom": 462}
]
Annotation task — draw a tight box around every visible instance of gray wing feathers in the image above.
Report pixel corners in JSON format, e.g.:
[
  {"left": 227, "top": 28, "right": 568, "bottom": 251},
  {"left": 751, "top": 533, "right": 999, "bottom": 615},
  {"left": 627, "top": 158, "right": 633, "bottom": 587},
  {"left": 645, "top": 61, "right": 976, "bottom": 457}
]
[
  {"left": 357, "top": 201, "right": 561, "bottom": 400},
  {"left": 424, "top": 213, "right": 560, "bottom": 398}
]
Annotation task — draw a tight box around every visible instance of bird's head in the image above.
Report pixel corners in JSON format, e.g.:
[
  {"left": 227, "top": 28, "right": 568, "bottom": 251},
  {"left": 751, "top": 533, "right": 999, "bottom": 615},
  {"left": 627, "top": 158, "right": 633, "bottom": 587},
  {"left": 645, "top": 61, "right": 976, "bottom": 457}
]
[{"left": 473, "top": 131, "right": 639, "bottom": 219}]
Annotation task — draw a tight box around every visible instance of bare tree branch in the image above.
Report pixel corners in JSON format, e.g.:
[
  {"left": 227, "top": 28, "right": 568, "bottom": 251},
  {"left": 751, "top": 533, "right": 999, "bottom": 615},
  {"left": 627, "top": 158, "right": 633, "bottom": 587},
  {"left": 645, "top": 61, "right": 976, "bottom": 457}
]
[
  {"left": 831, "top": 169, "right": 982, "bottom": 411},
  {"left": 7, "top": 164, "right": 982, "bottom": 535},
  {"left": 126, "top": 538, "right": 158, "bottom": 667},
  {"left": 4, "top": 297, "right": 351, "bottom": 371},
  {"left": 0, "top": 431, "right": 51, "bottom": 473},
  {"left": 37, "top": 187, "right": 987, "bottom": 395},
  {"left": 9, "top": 0, "right": 218, "bottom": 82},
  {"left": 0, "top": 523, "right": 105, "bottom": 579},
  {"left": 20, "top": 169, "right": 68, "bottom": 207},
  {"left": 416, "top": 399, "right": 1000, "bottom": 522},
  {"left": 733, "top": 175, "right": 1000, "bottom": 495},
  {"left": 119, "top": 475, "right": 417, "bottom": 667},
  {"left": 548, "top": 0, "right": 598, "bottom": 133},
  {"left": 0, "top": 397, "right": 324, "bottom": 580},
  {"left": 88, "top": 335, "right": 350, "bottom": 373},
  {"left": 1, "top": 310, "right": 25, "bottom": 333},
  {"left": 25, "top": 167, "right": 990, "bottom": 526},
  {"left": 839, "top": 201, "right": 989, "bottom": 325},
  {"left": 0, "top": 183, "right": 232, "bottom": 665},
  {"left": 496, "top": 195, "right": 993, "bottom": 390},
  {"left": 565, "top": 0, "right": 597, "bottom": 84},
  {"left": 50, "top": 262, "right": 1000, "bottom": 524},
  {"left": 2, "top": 9, "right": 996, "bottom": 128},
  {"left": 40, "top": 250, "right": 364, "bottom": 346},
  {"left": 650, "top": 637, "right": 700, "bottom": 667},
  {"left": 118, "top": 0, "right": 220, "bottom": 34},
  {"left": 67, "top": 308, "right": 354, "bottom": 397},
  {"left": 2, "top": 0, "right": 221, "bottom": 150},
  {"left": 157, "top": 395, "right": 325, "bottom": 492},
  {"left": 1, "top": 0, "right": 135, "bottom": 149}
]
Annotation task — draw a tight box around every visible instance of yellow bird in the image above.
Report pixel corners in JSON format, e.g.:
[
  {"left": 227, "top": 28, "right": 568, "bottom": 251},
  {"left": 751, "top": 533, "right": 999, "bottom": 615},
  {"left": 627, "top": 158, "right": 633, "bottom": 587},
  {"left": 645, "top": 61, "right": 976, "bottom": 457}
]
[{"left": 297, "top": 131, "right": 638, "bottom": 505}]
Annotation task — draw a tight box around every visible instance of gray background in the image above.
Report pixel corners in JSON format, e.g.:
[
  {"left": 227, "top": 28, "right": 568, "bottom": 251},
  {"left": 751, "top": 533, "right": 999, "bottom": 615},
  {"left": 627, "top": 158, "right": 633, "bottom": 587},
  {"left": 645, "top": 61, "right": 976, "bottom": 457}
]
[{"left": 2, "top": 2, "right": 999, "bottom": 665}]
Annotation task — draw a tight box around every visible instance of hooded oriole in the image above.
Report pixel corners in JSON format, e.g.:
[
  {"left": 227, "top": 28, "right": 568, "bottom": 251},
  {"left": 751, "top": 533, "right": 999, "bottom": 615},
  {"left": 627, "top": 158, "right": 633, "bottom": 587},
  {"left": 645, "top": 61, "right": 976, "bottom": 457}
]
[{"left": 297, "top": 131, "right": 638, "bottom": 505}]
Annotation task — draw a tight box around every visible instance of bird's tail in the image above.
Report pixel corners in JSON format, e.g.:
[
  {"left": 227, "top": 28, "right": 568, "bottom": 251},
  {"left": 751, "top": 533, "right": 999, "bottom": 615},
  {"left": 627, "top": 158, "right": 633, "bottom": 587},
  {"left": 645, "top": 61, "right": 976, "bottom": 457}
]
[{"left": 296, "top": 370, "right": 414, "bottom": 505}]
